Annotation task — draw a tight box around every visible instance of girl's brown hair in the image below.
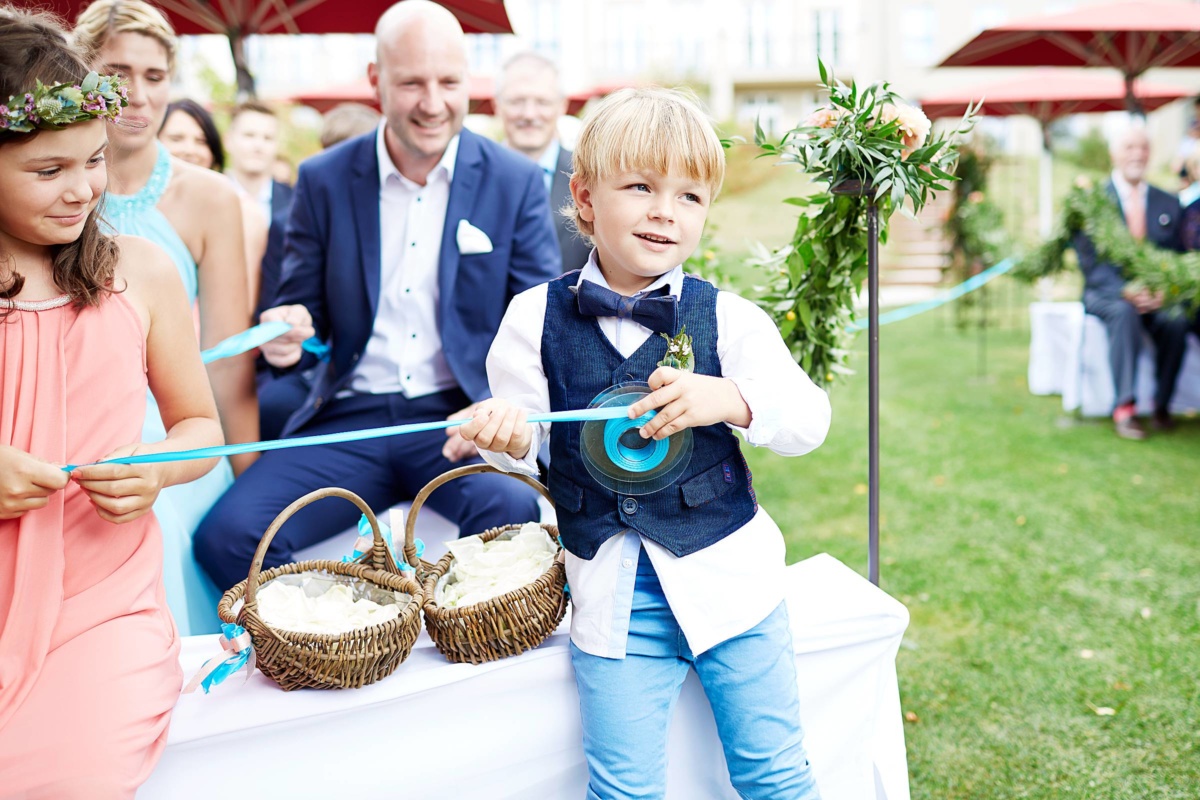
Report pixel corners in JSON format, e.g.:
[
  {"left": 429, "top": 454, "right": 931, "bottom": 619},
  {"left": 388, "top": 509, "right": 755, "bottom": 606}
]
[{"left": 0, "top": 5, "right": 120, "bottom": 316}]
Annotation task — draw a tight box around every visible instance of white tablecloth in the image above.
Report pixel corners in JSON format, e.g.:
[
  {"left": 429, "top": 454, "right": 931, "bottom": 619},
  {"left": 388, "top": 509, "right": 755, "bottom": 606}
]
[
  {"left": 1028, "top": 301, "right": 1200, "bottom": 416},
  {"left": 141, "top": 554, "right": 910, "bottom": 800}
]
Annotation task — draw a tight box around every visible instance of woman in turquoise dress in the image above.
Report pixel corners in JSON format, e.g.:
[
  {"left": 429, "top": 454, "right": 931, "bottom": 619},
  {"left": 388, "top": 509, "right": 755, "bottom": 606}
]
[{"left": 76, "top": 0, "right": 261, "bottom": 634}]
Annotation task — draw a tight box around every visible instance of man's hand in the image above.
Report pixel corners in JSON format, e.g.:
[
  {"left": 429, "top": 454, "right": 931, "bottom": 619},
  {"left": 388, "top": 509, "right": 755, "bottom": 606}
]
[
  {"left": 627, "top": 367, "right": 752, "bottom": 440},
  {"left": 259, "top": 304, "right": 315, "bottom": 368},
  {"left": 0, "top": 446, "right": 70, "bottom": 520},
  {"left": 456, "top": 399, "right": 532, "bottom": 459},
  {"left": 443, "top": 402, "right": 484, "bottom": 462},
  {"left": 1122, "top": 286, "right": 1164, "bottom": 314},
  {"left": 70, "top": 444, "right": 166, "bottom": 524}
]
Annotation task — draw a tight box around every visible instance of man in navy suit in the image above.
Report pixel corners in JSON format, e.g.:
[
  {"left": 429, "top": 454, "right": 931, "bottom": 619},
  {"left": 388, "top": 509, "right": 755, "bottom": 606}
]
[
  {"left": 195, "top": 0, "right": 562, "bottom": 589},
  {"left": 1074, "top": 126, "right": 1196, "bottom": 439},
  {"left": 496, "top": 52, "right": 592, "bottom": 273}
]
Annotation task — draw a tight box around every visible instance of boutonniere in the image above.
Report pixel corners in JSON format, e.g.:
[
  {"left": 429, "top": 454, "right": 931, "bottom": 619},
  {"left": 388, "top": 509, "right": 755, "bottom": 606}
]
[{"left": 658, "top": 325, "right": 694, "bottom": 373}]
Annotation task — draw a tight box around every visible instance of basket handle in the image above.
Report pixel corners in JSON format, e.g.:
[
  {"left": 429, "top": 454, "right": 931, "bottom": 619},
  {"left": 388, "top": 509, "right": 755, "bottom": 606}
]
[
  {"left": 243, "top": 487, "right": 400, "bottom": 615},
  {"left": 403, "top": 463, "right": 555, "bottom": 563}
]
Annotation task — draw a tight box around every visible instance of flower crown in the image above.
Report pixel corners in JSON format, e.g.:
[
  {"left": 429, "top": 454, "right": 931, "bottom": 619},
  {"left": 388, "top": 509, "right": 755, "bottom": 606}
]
[{"left": 1, "top": 72, "right": 128, "bottom": 134}]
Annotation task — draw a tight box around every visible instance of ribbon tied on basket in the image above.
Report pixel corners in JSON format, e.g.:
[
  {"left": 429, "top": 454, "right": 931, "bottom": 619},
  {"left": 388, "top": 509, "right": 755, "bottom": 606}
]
[
  {"left": 342, "top": 513, "right": 422, "bottom": 574},
  {"left": 182, "top": 622, "right": 257, "bottom": 695}
]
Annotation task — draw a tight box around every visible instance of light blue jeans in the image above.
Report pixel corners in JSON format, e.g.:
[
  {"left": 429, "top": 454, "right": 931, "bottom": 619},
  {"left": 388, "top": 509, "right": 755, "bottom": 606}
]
[{"left": 569, "top": 549, "right": 821, "bottom": 800}]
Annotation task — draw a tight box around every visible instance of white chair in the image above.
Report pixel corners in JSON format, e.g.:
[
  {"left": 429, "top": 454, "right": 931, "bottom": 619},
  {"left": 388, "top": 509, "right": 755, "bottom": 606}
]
[{"left": 1028, "top": 301, "right": 1200, "bottom": 417}]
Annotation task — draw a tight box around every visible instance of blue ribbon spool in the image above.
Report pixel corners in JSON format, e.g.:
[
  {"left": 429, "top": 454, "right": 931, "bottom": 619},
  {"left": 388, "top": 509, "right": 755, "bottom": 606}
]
[{"left": 580, "top": 383, "right": 692, "bottom": 496}]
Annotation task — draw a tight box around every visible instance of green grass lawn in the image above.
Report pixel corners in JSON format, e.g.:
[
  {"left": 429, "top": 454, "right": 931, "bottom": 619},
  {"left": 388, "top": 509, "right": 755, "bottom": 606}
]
[{"left": 743, "top": 289, "right": 1200, "bottom": 798}]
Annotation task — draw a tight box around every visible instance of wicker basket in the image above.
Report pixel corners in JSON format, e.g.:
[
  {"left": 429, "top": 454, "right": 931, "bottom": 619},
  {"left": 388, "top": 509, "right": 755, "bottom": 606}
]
[
  {"left": 415, "top": 464, "right": 568, "bottom": 665},
  {"left": 217, "top": 487, "right": 424, "bottom": 691}
]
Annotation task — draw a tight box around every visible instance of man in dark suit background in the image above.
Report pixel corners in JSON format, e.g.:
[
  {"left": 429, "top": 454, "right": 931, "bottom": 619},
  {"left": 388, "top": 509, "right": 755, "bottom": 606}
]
[
  {"left": 1074, "top": 125, "right": 1196, "bottom": 439},
  {"left": 496, "top": 51, "right": 591, "bottom": 272},
  {"left": 195, "top": 0, "right": 562, "bottom": 589}
]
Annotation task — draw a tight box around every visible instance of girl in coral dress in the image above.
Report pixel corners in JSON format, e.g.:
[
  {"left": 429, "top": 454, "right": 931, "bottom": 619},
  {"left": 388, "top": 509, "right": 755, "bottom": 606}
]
[{"left": 0, "top": 9, "right": 223, "bottom": 798}]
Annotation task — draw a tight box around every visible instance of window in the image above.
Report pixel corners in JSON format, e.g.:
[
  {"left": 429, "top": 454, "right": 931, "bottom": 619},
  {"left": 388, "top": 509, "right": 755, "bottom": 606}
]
[
  {"left": 527, "top": 0, "right": 561, "bottom": 61},
  {"left": 606, "top": 3, "right": 645, "bottom": 73},
  {"left": 746, "top": 0, "right": 772, "bottom": 68},
  {"left": 814, "top": 9, "right": 841, "bottom": 66},
  {"left": 900, "top": 5, "right": 938, "bottom": 66},
  {"left": 468, "top": 34, "right": 503, "bottom": 73},
  {"left": 738, "top": 93, "right": 784, "bottom": 138},
  {"left": 672, "top": 1, "right": 704, "bottom": 73}
]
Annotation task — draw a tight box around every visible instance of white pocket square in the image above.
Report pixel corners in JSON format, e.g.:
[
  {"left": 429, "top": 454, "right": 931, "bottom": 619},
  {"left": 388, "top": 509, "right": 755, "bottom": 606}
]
[{"left": 456, "top": 220, "right": 493, "bottom": 255}]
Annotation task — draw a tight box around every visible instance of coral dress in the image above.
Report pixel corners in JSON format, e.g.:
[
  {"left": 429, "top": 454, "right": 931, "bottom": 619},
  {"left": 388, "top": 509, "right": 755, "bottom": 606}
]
[{"left": 0, "top": 293, "right": 181, "bottom": 798}]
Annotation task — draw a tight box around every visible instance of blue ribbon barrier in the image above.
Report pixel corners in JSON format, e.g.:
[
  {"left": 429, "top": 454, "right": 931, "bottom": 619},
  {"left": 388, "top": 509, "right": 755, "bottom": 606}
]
[
  {"left": 199, "top": 322, "right": 330, "bottom": 365},
  {"left": 62, "top": 406, "right": 636, "bottom": 472},
  {"left": 846, "top": 257, "right": 1015, "bottom": 333}
]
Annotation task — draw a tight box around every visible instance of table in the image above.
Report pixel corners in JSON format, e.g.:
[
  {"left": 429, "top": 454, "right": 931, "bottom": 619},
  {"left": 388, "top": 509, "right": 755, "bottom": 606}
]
[
  {"left": 1028, "top": 301, "right": 1200, "bottom": 416},
  {"left": 141, "top": 554, "right": 911, "bottom": 800}
]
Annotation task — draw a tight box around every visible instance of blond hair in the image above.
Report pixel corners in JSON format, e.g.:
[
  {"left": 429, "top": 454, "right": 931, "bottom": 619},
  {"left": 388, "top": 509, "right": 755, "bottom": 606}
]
[
  {"left": 568, "top": 87, "right": 724, "bottom": 238},
  {"left": 73, "top": 0, "right": 177, "bottom": 71}
]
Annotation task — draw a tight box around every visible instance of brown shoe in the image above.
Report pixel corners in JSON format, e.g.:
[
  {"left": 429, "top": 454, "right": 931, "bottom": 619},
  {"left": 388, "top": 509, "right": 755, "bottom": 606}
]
[
  {"left": 1115, "top": 415, "right": 1147, "bottom": 440},
  {"left": 1152, "top": 409, "right": 1176, "bottom": 432}
]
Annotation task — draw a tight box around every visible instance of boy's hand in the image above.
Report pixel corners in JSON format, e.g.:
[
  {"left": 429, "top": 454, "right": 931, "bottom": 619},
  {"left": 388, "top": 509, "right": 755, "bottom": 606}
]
[
  {"left": 71, "top": 444, "right": 166, "bottom": 524},
  {"left": 259, "top": 304, "right": 314, "bottom": 368},
  {"left": 628, "top": 367, "right": 752, "bottom": 440},
  {"left": 457, "top": 399, "right": 532, "bottom": 460},
  {"left": 0, "top": 445, "right": 70, "bottom": 519},
  {"left": 443, "top": 402, "right": 482, "bottom": 463}
]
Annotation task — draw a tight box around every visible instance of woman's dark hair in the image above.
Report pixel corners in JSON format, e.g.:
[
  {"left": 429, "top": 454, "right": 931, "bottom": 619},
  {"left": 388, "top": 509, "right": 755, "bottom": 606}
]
[
  {"left": 0, "top": 5, "right": 119, "bottom": 316},
  {"left": 163, "top": 98, "right": 225, "bottom": 171}
]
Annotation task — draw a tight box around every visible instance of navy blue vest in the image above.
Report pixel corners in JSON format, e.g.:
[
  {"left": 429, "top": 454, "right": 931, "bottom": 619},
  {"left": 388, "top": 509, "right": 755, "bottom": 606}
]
[{"left": 542, "top": 272, "right": 758, "bottom": 560}]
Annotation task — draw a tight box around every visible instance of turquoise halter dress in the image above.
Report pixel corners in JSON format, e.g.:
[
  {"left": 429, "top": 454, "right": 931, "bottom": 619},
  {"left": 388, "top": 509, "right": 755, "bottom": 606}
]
[{"left": 104, "top": 142, "right": 234, "bottom": 635}]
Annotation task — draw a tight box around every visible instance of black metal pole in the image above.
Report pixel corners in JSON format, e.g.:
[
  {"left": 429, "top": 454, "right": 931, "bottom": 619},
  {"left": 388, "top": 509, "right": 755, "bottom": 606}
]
[{"left": 867, "top": 201, "right": 880, "bottom": 586}]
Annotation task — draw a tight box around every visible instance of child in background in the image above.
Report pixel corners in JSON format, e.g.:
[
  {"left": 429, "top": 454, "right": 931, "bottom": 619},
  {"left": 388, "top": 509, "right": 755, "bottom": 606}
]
[
  {"left": 0, "top": 8, "right": 223, "bottom": 797},
  {"left": 460, "top": 87, "right": 829, "bottom": 799}
]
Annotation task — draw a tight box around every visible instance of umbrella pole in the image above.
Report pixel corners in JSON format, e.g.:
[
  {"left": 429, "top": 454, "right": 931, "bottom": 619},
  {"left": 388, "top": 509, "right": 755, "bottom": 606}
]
[
  {"left": 1039, "top": 126, "right": 1054, "bottom": 240},
  {"left": 227, "top": 32, "right": 258, "bottom": 99},
  {"left": 867, "top": 200, "right": 881, "bottom": 587}
]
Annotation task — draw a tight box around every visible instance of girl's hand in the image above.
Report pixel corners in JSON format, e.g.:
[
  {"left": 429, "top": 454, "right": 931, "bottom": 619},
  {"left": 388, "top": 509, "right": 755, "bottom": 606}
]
[
  {"left": 457, "top": 399, "right": 532, "bottom": 459},
  {"left": 71, "top": 444, "right": 166, "bottom": 524},
  {"left": 627, "top": 367, "right": 752, "bottom": 441},
  {"left": 0, "top": 445, "right": 70, "bottom": 520}
]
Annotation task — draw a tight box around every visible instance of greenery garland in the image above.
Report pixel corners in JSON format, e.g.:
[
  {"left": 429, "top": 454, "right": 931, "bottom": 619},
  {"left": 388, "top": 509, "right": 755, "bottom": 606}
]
[
  {"left": 750, "top": 62, "right": 978, "bottom": 386},
  {"left": 1016, "top": 180, "right": 1200, "bottom": 310}
]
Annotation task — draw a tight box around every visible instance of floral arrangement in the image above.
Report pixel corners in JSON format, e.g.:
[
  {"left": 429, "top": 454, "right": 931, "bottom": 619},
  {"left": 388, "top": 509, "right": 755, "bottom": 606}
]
[
  {"left": 751, "top": 61, "right": 978, "bottom": 385},
  {"left": 658, "top": 326, "right": 694, "bottom": 372},
  {"left": 0, "top": 72, "right": 128, "bottom": 133},
  {"left": 1017, "top": 178, "right": 1200, "bottom": 311},
  {"left": 944, "top": 146, "right": 1006, "bottom": 328}
]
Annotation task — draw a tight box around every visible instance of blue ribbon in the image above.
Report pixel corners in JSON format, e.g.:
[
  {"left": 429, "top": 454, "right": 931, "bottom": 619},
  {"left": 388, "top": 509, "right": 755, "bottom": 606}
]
[
  {"left": 199, "top": 322, "right": 330, "bottom": 365},
  {"left": 343, "top": 513, "right": 423, "bottom": 573},
  {"left": 192, "top": 623, "right": 255, "bottom": 694},
  {"left": 845, "top": 257, "right": 1015, "bottom": 332},
  {"left": 61, "top": 406, "right": 636, "bottom": 472}
]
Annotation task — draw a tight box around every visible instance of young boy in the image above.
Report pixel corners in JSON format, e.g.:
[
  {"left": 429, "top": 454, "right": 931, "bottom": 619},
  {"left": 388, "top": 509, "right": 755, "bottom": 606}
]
[{"left": 459, "top": 87, "right": 830, "bottom": 800}]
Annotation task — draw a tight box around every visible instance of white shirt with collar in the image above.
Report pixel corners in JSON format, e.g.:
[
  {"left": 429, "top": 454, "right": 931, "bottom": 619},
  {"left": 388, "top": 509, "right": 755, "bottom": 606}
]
[
  {"left": 479, "top": 253, "right": 832, "bottom": 658},
  {"left": 350, "top": 123, "right": 460, "bottom": 397},
  {"left": 1111, "top": 169, "right": 1148, "bottom": 219}
]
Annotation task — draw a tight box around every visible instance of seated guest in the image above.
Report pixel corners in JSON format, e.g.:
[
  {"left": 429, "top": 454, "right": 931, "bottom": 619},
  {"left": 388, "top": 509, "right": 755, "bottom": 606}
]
[
  {"left": 1073, "top": 125, "right": 1197, "bottom": 438},
  {"left": 194, "top": 0, "right": 562, "bottom": 590},
  {"left": 1180, "top": 153, "right": 1200, "bottom": 251},
  {"left": 160, "top": 98, "right": 267, "bottom": 311},
  {"left": 320, "top": 102, "right": 383, "bottom": 150},
  {"left": 225, "top": 101, "right": 293, "bottom": 314},
  {"left": 496, "top": 52, "right": 590, "bottom": 272}
]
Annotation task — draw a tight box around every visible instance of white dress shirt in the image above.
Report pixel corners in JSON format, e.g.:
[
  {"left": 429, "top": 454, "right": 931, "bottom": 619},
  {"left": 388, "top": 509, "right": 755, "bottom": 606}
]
[
  {"left": 479, "top": 253, "right": 832, "bottom": 658},
  {"left": 349, "top": 124, "right": 460, "bottom": 397}
]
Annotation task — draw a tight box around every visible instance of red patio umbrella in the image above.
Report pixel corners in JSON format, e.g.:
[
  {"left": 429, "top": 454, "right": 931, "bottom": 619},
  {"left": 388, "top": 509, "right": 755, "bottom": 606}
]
[
  {"left": 24, "top": 0, "right": 513, "bottom": 97},
  {"left": 921, "top": 71, "right": 1190, "bottom": 235},
  {"left": 938, "top": 1, "right": 1200, "bottom": 114}
]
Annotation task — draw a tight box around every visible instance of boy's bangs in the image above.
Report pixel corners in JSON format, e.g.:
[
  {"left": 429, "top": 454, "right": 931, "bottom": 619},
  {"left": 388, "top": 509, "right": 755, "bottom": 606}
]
[{"left": 583, "top": 93, "right": 725, "bottom": 195}]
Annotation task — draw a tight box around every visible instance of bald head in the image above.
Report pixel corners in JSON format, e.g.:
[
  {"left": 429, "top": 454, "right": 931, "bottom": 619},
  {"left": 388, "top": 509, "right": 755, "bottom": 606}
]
[
  {"left": 369, "top": 0, "right": 469, "bottom": 180},
  {"left": 375, "top": 0, "right": 464, "bottom": 61},
  {"left": 1110, "top": 125, "right": 1150, "bottom": 186}
]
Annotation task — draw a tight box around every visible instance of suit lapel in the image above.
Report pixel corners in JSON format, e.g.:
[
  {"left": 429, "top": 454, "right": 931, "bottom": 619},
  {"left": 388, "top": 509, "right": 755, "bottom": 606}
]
[
  {"left": 440, "top": 129, "right": 483, "bottom": 308},
  {"left": 351, "top": 137, "right": 382, "bottom": 318},
  {"left": 551, "top": 146, "right": 573, "bottom": 213}
]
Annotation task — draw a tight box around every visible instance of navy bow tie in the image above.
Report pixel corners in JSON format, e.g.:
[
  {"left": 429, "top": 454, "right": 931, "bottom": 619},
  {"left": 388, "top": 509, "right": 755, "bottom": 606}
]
[{"left": 575, "top": 280, "right": 678, "bottom": 334}]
